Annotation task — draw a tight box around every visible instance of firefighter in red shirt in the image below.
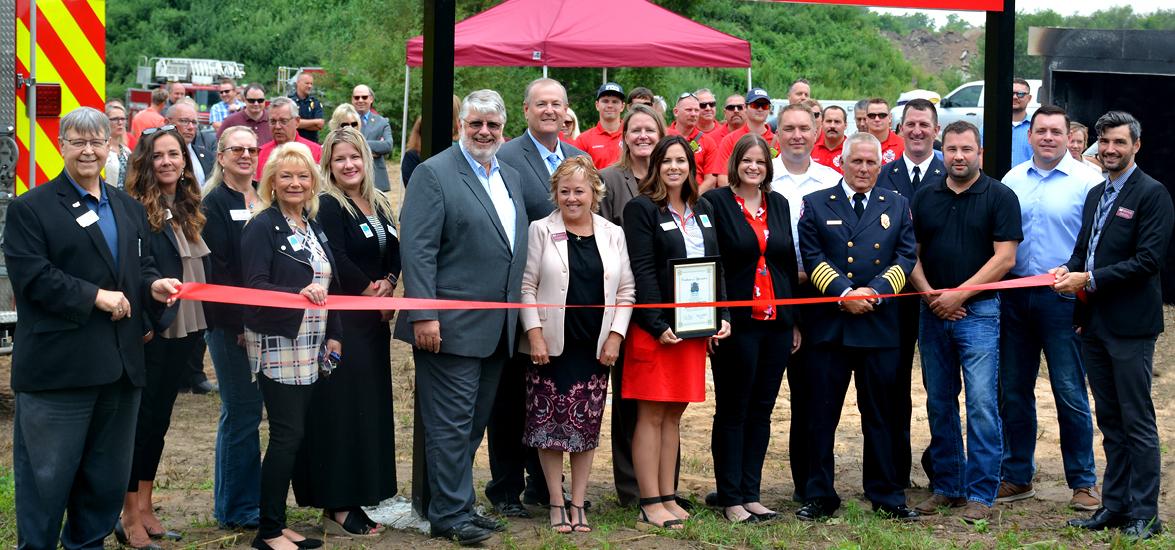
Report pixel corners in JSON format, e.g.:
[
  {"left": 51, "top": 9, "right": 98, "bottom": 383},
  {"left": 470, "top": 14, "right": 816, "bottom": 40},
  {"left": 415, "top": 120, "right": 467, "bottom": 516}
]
[
  {"left": 812, "top": 105, "right": 848, "bottom": 173},
  {"left": 863, "top": 97, "right": 904, "bottom": 165},
  {"left": 666, "top": 92, "right": 721, "bottom": 191},
  {"left": 575, "top": 82, "right": 627, "bottom": 169},
  {"left": 716, "top": 88, "right": 775, "bottom": 187}
]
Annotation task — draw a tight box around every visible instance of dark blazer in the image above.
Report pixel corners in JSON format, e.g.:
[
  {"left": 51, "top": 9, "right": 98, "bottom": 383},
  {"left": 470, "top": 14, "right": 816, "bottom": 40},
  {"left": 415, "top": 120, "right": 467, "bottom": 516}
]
[
  {"left": 2, "top": 173, "right": 162, "bottom": 391},
  {"left": 875, "top": 156, "right": 947, "bottom": 200},
  {"left": 141, "top": 219, "right": 200, "bottom": 334},
  {"left": 200, "top": 183, "right": 254, "bottom": 333},
  {"left": 240, "top": 206, "right": 342, "bottom": 340},
  {"left": 392, "top": 144, "right": 529, "bottom": 358},
  {"left": 599, "top": 165, "right": 640, "bottom": 227},
  {"left": 1066, "top": 167, "right": 1174, "bottom": 337},
  {"left": 316, "top": 193, "right": 401, "bottom": 295},
  {"left": 622, "top": 195, "right": 730, "bottom": 337},
  {"left": 497, "top": 130, "right": 588, "bottom": 222},
  {"left": 190, "top": 129, "right": 217, "bottom": 179},
  {"left": 797, "top": 184, "right": 916, "bottom": 348},
  {"left": 702, "top": 187, "right": 798, "bottom": 327}
]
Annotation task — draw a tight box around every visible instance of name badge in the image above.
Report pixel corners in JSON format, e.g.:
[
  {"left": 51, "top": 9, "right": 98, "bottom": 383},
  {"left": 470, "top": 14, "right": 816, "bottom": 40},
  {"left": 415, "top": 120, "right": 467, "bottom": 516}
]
[
  {"left": 826, "top": 219, "right": 843, "bottom": 226},
  {"left": 359, "top": 223, "right": 374, "bottom": 238},
  {"left": 230, "top": 209, "right": 251, "bottom": 221},
  {"left": 699, "top": 214, "right": 712, "bottom": 228},
  {"left": 165, "top": 208, "right": 173, "bottom": 221},
  {"left": 76, "top": 209, "right": 99, "bottom": 227},
  {"left": 1115, "top": 207, "right": 1135, "bottom": 220},
  {"left": 387, "top": 224, "right": 398, "bottom": 239},
  {"left": 287, "top": 234, "right": 303, "bottom": 251},
  {"left": 317, "top": 231, "right": 328, "bottom": 243},
  {"left": 551, "top": 231, "right": 568, "bottom": 242},
  {"left": 660, "top": 221, "right": 678, "bottom": 232}
]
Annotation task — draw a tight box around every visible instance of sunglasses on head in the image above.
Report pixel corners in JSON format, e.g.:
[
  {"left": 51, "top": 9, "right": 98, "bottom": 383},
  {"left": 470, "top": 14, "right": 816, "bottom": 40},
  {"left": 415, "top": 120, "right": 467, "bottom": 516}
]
[
  {"left": 245, "top": 97, "right": 266, "bottom": 104},
  {"left": 678, "top": 92, "right": 697, "bottom": 100},
  {"left": 141, "top": 124, "right": 177, "bottom": 136}
]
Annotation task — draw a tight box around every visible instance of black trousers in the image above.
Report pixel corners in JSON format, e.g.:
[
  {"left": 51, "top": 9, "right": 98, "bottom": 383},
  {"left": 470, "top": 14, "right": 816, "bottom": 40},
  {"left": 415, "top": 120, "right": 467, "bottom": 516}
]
[
  {"left": 182, "top": 329, "right": 209, "bottom": 387},
  {"left": 257, "top": 374, "right": 317, "bottom": 540},
  {"left": 130, "top": 332, "right": 201, "bottom": 490},
  {"left": 15, "top": 377, "right": 140, "bottom": 550},
  {"left": 710, "top": 320, "right": 792, "bottom": 506},
  {"left": 804, "top": 344, "right": 905, "bottom": 509},
  {"left": 1082, "top": 323, "right": 1161, "bottom": 520},
  {"left": 485, "top": 352, "right": 548, "bottom": 506},
  {"left": 894, "top": 295, "right": 918, "bottom": 486}
]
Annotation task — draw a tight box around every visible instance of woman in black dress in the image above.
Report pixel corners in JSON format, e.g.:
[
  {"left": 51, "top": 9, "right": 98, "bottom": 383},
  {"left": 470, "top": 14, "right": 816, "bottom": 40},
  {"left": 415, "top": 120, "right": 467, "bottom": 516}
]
[
  {"left": 520, "top": 156, "right": 635, "bottom": 533},
  {"left": 292, "top": 127, "right": 400, "bottom": 537}
]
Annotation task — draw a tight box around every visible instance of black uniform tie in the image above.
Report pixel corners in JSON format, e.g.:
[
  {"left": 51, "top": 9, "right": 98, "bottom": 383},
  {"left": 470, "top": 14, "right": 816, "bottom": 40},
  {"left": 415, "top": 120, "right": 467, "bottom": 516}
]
[
  {"left": 853, "top": 192, "right": 866, "bottom": 218},
  {"left": 911, "top": 166, "right": 922, "bottom": 189}
]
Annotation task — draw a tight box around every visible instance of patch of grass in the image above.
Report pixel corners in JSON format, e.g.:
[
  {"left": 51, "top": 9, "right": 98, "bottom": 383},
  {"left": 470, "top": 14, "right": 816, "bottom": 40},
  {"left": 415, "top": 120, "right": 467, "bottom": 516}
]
[{"left": 0, "top": 467, "right": 14, "bottom": 549}]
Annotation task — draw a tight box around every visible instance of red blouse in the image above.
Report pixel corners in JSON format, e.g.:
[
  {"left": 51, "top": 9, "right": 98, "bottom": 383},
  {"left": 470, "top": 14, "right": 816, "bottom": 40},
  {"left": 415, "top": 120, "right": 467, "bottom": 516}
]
[{"left": 733, "top": 192, "right": 776, "bottom": 321}]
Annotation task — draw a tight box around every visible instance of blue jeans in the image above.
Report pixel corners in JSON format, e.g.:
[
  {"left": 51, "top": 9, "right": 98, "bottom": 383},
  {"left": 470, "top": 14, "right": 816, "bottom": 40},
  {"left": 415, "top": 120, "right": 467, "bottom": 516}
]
[
  {"left": 206, "top": 328, "right": 263, "bottom": 528},
  {"left": 920, "top": 296, "right": 1003, "bottom": 505},
  {"left": 998, "top": 287, "right": 1096, "bottom": 489}
]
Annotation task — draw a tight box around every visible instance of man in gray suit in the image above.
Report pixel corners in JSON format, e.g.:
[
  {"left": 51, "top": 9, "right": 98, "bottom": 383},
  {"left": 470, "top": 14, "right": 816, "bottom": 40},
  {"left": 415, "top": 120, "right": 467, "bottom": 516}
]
[
  {"left": 393, "top": 89, "right": 527, "bottom": 546},
  {"left": 351, "top": 84, "right": 395, "bottom": 191},
  {"left": 489, "top": 78, "right": 589, "bottom": 515}
]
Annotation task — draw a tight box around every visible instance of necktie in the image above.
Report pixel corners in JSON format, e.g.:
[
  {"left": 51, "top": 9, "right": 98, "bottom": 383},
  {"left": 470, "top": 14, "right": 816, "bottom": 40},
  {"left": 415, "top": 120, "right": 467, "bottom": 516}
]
[
  {"left": 853, "top": 192, "right": 866, "bottom": 219},
  {"left": 1087, "top": 183, "right": 1119, "bottom": 270},
  {"left": 911, "top": 166, "right": 922, "bottom": 189},
  {"left": 546, "top": 153, "right": 560, "bottom": 174}
]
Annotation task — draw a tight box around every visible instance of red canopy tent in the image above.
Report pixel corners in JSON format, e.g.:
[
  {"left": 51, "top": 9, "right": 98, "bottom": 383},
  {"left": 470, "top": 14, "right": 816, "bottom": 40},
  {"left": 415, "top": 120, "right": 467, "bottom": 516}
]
[{"left": 399, "top": 0, "right": 752, "bottom": 157}]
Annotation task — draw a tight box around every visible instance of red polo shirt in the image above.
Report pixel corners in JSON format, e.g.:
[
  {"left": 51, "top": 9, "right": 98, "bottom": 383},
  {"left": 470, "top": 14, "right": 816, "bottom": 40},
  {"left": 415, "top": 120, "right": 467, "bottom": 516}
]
[
  {"left": 716, "top": 125, "right": 776, "bottom": 174},
  {"left": 575, "top": 122, "right": 623, "bottom": 169},
  {"left": 256, "top": 135, "right": 323, "bottom": 180},
  {"left": 812, "top": 134, "right": 846, "bottom": 174},
  {"left": 666, "top": 123, "right": 721, "bottom": 176},
  {"left": 878, "top": 130, "right": 905, "bottom": 165}
]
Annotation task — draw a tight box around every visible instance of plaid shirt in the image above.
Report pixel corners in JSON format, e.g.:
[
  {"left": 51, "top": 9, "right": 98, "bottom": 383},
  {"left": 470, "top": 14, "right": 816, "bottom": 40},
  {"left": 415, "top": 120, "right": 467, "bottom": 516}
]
[
  {"left": 246, "top": 216, "right": 332, "bottom": 385},
  {"left": 209, "top": 99, "right": 245, "bottom": 123}
]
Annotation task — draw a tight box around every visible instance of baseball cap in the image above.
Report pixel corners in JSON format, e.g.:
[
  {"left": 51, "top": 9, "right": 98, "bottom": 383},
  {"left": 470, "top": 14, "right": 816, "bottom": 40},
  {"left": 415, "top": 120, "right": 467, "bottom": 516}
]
[
  {"left": 597, "top": 82, "right": 625, "bottom": 100},
  {"left": 745, "top": 88, "right": 770, "bottom": 103}
]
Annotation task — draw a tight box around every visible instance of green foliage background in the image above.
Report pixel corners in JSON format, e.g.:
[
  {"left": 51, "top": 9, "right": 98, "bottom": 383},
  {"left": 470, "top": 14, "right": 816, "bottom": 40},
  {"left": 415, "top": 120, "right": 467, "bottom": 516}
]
[{"left": 106, "top": 1, "right": 1174, "bottom": 140}]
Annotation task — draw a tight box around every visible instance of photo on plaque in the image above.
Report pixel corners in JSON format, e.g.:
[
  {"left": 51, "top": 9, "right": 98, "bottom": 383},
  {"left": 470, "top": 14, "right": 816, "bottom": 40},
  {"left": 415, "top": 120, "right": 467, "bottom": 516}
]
[{"left": 670, "top": 256, "right": 719, "bottom": 338}]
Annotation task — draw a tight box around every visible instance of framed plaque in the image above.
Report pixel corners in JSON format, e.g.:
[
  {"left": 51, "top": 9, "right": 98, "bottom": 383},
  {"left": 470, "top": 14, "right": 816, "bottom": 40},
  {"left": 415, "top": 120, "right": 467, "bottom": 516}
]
[{"left": 669, "top": 256, "right": 720, "bottom": 338}]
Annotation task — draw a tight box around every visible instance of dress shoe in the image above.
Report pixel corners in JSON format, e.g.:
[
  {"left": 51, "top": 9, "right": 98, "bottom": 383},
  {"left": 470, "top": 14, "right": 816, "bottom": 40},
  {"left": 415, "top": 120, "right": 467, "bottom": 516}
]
[
  {"left": 994, "top": 481, "right": 1035, "bottom": 503},
  {"left": 113, "top": 522, "right": 162, "bottom": 550},
  {"left": 470, "top": 513, "right": 506, "bottom": 532},
  {"left": 1069, "top": 487, "right": 1101, "bottom": 511},
  {"left": 750, "top": 510, "right": 779, "bottom": 522},
  {"left": 431, "top": 520, "right": 493, "bottom": 546},
  {"left": 795, "top": 501, "right": 837, "bottom": 522},
  {"left": 1122, "top": 518, "right": 1164, "bottom": 540},
  {"left": 292, "top": 537, "right": 323, "bottom": 549},
  {"left": 704, "top": 492, "right": 718, "bottom": 507},
  {"left": 492, "top": 501, "right": 531, "bottom": 518},
  {"left": 191, "top": 380, "right": 218, "bottom": 394},
  {"left": 913, "top": 493, "right": 966, "bottom": 515},
  {"left": 1067, "top": 507, "right": 1128, "bottom": 530},
  {"left": 874, "top": 504, "right": 920, "bottom": 522},
  {"left": 960, "top": 501, "right": 992, "bottom": 524}
]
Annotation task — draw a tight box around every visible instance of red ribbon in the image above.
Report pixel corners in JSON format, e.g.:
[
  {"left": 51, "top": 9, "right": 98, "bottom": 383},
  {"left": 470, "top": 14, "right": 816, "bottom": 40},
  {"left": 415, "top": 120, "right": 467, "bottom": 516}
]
[{"left": 175, "top": 273, "right": 1055, "bottom": 311}]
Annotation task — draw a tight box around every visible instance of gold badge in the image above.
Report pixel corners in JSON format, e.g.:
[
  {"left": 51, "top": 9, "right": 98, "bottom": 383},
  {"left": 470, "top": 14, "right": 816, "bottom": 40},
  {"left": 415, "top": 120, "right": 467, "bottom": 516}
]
[{"left": 880, "top": 213, "right": 891, "bottom": 229}]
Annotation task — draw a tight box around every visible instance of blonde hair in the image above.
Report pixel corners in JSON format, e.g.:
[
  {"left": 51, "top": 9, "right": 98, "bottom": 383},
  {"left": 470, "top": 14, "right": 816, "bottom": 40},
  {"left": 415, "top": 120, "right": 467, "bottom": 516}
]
[
  {"left": 319, "top": 127, "right": 396, "bottom": 222},
  {"left": 255, "top": 142, "right": 321, "bottom": 219},
  {"left": 549, "top": 156, "right": 605, "bottom": 213},
  {"left": 203, "top": 126, "right": 258, "bottom": 196},
  {"left": 329, "top": 103, "right": 361, "bottom": 131}
]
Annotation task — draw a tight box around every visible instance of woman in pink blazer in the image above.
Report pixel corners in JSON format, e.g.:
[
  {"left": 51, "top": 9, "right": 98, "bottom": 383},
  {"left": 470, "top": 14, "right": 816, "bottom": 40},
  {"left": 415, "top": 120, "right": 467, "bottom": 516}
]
[{"left": 520, "top": 156, "right": 635, "bottom": 534}]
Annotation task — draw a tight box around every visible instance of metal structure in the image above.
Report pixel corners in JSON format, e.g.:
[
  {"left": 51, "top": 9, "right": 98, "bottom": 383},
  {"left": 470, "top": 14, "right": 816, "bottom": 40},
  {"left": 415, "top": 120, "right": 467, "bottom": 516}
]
[{"left": 148, "top": 57, "right": 245, "bottom": 86}]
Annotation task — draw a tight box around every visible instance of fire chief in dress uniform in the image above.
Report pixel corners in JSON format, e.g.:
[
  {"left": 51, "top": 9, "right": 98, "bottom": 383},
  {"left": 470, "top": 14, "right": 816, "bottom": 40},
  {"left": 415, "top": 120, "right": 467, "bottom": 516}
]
[{"left": 795, "top": 132, "right": 918, "bottom": 522}]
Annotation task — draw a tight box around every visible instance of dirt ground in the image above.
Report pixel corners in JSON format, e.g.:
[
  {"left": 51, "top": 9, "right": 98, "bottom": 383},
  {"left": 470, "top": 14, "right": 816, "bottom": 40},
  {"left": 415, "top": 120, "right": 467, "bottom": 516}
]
[{"left": 2, "top": 164, "right": 1173, "bottom": 548}]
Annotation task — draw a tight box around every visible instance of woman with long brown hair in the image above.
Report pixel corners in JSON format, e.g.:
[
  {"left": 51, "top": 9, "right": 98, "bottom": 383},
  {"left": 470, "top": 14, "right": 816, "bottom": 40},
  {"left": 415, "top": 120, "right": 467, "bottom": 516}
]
[{"left": 116, "top": 126, "right": 209, "bottom": 549}]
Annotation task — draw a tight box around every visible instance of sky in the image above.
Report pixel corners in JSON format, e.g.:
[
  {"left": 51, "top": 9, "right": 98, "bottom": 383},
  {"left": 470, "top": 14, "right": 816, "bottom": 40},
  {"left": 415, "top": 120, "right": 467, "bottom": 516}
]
[{"left": 871, "top": 0, "right": 1170, "bottom": 27}]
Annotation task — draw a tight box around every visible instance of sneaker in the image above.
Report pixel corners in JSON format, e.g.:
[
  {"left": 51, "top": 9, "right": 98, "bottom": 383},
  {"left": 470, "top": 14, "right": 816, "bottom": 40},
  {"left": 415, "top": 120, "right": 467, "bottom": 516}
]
[
  {"left": 1070, "top": 487, "right": 1101, "bottom": 511},
  {"left": 913, "top": 494, "right": 966, "bottom": 515},
  {"left": 995, "top": 481, "right": 1036, "bottom": 503},
  {"left": 961, "top": 501, "right": 992, "bottom": 524}
]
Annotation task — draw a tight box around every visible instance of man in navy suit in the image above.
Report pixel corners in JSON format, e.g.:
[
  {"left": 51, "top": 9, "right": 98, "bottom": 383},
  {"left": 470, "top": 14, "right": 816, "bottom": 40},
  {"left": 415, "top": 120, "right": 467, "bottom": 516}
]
[
  {"left": 3, "top": 107, "right": 181, "bottom": 550},
  {"left": 874, "top": 98, "right": 947, "bottom": 487},
  {"left": 1058, "top": 111, "right": 1174, "bottom": 540},
  {"left": 795, "top": 132, "right": 917, "bottom": 522},
  {"left": 489, "top": 78, "right": 589, "bottom": 515}
]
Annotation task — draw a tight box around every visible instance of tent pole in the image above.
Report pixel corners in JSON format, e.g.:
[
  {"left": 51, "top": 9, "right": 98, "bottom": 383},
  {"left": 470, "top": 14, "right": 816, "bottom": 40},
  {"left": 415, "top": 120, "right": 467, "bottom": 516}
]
[
  {"left": 543, "top": 65, "right": 548, "bottom": 78},
  {"left": 602, "top": 67, "right": 607, "bottom": 84},
  {"left": 401, "top": 65, "right": 410, "bottom": 163},
  {"left": 747, "top": 68, "right": 752, "bottom": 91}
]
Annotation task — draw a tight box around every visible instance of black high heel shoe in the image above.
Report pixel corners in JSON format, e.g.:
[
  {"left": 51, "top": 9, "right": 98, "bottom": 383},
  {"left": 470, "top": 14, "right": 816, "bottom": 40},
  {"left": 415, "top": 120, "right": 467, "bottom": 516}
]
[{"left": 112, "top": 521, "right": 162, "bottom": 550}]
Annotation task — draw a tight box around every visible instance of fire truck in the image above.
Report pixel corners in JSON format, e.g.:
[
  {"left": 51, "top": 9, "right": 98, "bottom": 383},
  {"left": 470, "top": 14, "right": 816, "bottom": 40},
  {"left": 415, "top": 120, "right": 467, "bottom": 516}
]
[{"left": 126, "top": 56, "right": 246, "bottom": 125}]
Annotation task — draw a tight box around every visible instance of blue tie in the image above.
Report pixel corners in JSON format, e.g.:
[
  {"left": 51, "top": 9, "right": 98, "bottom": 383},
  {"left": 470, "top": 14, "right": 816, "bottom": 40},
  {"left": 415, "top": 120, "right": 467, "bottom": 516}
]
[
  {"left": 1086, "top": 183, "right": 1119, "bottom": 270},
  {"left": 546, "top": 153, "right": 560, "bottom": 174}
]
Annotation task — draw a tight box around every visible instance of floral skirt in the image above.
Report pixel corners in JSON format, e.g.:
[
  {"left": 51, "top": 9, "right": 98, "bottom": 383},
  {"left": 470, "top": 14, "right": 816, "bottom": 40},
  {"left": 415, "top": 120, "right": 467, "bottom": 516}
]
[{"left": 522, "top": 340, "right": 609, "bottom": 453}]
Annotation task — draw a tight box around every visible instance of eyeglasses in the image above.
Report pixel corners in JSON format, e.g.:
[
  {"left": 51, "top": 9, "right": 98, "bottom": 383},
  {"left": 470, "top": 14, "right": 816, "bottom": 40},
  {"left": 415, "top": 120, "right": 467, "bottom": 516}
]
[
  {"left": 270, "top": 117, "right": 294, "bottom": 126},
  {"left": 1012, "top": 91, "right": 1029, "bottom": 98},
  {"left": 222, "top": 146, "right": 260, "bottom": 156},
  {"left": 141, "top": 125, "right": 177, "bottom": 136},
  {"left": 245, "top": 97, "right": 266, "bottom": 104},
  {"left": 865, "top": 112, "right": 889, "bottom": 120},
  {"left": 678, "top": 92, "right": 697, "bottom": 100},
  {"left": 218, "top": 89, "right": 233, "bottom": 95},
  {"left": 108, "top": 116, "right": 127, "bottom": 123},
  {"left": 698, "top": 101, "right": 717, "bottom": 109},
  {"left": 339, "top": 121, "right": 360, "bottom": 128},
  {"left": 173, "top": 118, "right": 198, "bottom": 127},
  {"left": 724, "top": 104, "right": 745, "bottom": 111},
  {"left": 64, "top": 138, "right": 108, "bottom": 150},
  {"left": 465, "top": 120, "right": 503, "bottom": 131},
  {"left": 352, "top": 95, "right": 370, "bottom": 101}
]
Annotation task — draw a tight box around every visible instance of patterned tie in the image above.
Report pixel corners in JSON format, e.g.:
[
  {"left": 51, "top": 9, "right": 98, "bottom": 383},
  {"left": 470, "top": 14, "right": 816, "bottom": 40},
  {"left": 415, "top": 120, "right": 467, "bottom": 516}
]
[
  {"left": 546, "top": 153, "right": 560, "bottom": 174},
  {"left": 853, "top": 192, "right": 866, "bottom": 219},
  {"left": 911, "top": 166, "right": 922, "bottom": 189},
  {"left": 1086, "top": 183, "right": 1119, "bottom": 270}
]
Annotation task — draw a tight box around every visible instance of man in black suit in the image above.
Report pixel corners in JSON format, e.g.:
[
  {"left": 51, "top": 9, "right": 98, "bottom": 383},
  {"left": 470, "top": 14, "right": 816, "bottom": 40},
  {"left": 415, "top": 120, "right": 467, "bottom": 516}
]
[
  {"left": 874, "top": 98, "right": 947, "bottom": 487},
  {"left": 3, "top": 107, "right": 181, "bottom": 550},
  {"left": 1056, "top": 111, "right": 1174, "bottom": 540},
  {"left": 489, "top": 78, "right": 588, "bottom": 516}
]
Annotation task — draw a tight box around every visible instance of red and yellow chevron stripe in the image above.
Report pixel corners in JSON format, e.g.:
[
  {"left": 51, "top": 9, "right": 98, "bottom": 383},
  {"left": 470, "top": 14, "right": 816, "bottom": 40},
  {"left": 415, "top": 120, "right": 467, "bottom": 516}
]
[{"left": 15, "top": 0, "right": 106, "bottom": 194}]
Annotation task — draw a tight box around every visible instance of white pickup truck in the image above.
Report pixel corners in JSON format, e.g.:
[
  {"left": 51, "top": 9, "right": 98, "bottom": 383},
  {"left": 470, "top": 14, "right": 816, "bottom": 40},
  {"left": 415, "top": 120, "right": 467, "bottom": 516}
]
[{"left": 928, "top": 79, "right": 1042, "bottom": 133}]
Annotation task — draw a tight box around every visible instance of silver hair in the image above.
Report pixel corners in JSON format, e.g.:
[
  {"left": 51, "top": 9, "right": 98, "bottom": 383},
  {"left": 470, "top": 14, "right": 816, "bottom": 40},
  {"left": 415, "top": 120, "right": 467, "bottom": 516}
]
[
  {"left": 523, "top": 78, "right": 567, "bottom": 105},
  {"left": 653, "top": 96, "right": 667, "bottom": 112},
  {"left": 164, "top": 98, "right": 198, "bottom": 118},
  {"left": 840, "top": 132, "right": 882, "bottom": 164},
  {"left": 1095, "top": 110, "right": 1141, "bottom": 142},
  {"left": 267, "top": 96, "right": 298, "bottom": 118},
  {"left": 459, "top": 89, "right": 507, "bottom": 123},
  {"left": 694, "top": 87, "right": 714, "bottom": 97},
  {"left": 60, "top": 106, "right": 110, "bottom": 140}
]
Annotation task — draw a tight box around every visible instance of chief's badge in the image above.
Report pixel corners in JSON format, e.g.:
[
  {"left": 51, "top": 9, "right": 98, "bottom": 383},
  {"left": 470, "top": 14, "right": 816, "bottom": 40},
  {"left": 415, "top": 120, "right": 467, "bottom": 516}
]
[{"left": 880, "top": 213, "right": 891, "bottom": 230}]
